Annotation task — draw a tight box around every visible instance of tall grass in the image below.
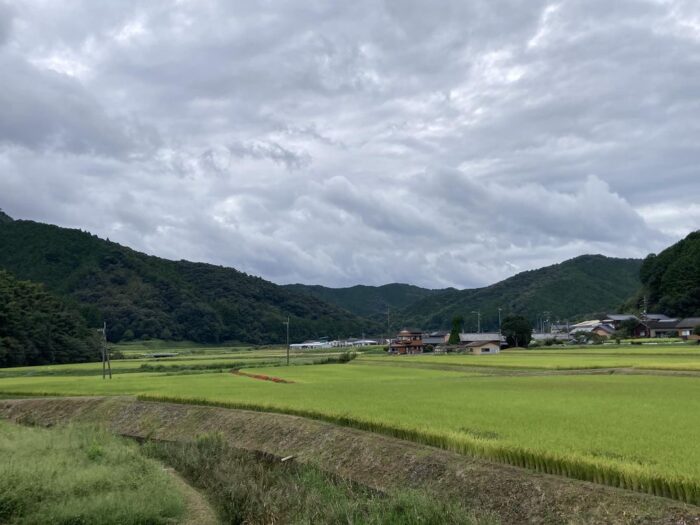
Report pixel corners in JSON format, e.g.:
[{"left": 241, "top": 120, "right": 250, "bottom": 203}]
[
  {"left": 138, "top": 394, "right": 700, "bottom": 506},
  {"left": 146, "top": 432, "right": 491, "bottom": 524},
  {"left": 0, "top": 421, "right": 184, "bottom": 524}
]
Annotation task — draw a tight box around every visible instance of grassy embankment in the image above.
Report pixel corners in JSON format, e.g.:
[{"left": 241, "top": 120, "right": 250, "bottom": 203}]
[
  {"left": 0, "top": 421, "right": 184, "bottom": 524},
  {"left": 1, "top": 343, "right": 699, "bottom": 504},
  {"left": 147, "top": 433, "right": 490, "bottom": 524}
]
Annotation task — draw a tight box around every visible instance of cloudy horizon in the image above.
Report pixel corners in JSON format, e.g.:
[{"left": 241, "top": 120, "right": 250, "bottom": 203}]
[{"left": 1, "top": 1, "right": 699, "bottom": 289}]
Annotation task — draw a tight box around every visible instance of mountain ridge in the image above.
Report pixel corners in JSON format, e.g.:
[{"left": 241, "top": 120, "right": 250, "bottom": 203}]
[
  {"left": 0, "top": 219, "right": 379, "bottom": 343},
  {"left": 636, "top": 230, "right": 700, "bottom": 317},
  {"left": 286, "top": 254, "right": 643, "bottom": 331},
  {"left": 283, "top": 282, "right": 448, "bottom": 319}
]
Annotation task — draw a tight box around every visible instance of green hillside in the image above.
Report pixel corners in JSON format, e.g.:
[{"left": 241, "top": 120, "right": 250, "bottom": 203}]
[
  {"left": 0, "top": 220, "right": 379, "bottom": 343},
  {"left": 395, "top": 255, "right": 643, "bottom": 331},
  {"left": 284, "top": 283, "right": 446, "bottom": 319},
  {"left": 638, "top": 230, "right": 700, "bottom": 317},
  {"left": 0, "top": 209, "right": 12, "bottom": 225},
  {"left": 0, "top": 269, "right": 100, "bottom": 367}
]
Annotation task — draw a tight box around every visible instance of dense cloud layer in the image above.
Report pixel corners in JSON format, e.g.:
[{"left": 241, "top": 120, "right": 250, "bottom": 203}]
[{"left": 1, "top": 1, "right": 698, "bottom": 288}]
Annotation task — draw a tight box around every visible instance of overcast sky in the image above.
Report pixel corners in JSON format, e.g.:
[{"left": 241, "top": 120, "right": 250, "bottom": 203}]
[{"left": 1, "top": 1, "right": 699, "bottom": 289}]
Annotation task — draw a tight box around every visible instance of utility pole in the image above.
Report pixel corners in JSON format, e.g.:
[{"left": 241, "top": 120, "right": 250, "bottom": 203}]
[
  {"left": 471, "top": 310, "right": 481, "bottom": 333},
  {"left": 101, "top": 322, "right": 112, "bottom": 380},
  {"left": 641, "top": 296, "right": 649, "bottom": 338},
  {"left": 283, "top": 316, "right": 290, "bottom": 365},
  {"left": 543, "top": 311, "right": 551, "bottom": 334},
  {"left": 498, "top": 308, "right": 502, "bottom": 334}
]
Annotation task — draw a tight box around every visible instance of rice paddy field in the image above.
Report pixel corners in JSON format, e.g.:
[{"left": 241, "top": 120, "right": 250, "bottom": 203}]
[{"left": 1, "top": 342, "right": 699, "bottom": 505}]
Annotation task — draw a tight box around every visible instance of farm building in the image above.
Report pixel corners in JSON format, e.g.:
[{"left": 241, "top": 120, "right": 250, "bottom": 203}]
[
  {"left": 645, "top": 318, "right": 680, "bottom": 338},
  {"left": 458, "top": 332, "right": 505, "bottom": 344},
  {"left": 676, "top": 318, "right": 700, "bottom": 339},
  {"left": 570, "top": 320, "right": 616, "bottom": 339},
  {"left": 465, "top": 340, "right": 501, "bottom": 354},
  {"left": 602, "top": 314, "right": 639, "bottom": 330},
  {"left": 389, "top": 329, "right": 424, "bottom": 354},
  {"left": 290, "top": 340, "right": 332, "bottom": 349},
  {"left": 422, "top": 331, "right": 449, "bottom": 346}
]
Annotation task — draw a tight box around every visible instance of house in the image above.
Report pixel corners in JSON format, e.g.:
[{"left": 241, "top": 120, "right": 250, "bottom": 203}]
[
  {"left": 602, "top": 314, "right": 639, "bottom": 330},
  {"left": 351, "top": 339, "right": 378, "bottom": 347},
  {"left": 676, "top": 318, "right": 700, "bottom": 339},
  {"left": 570, "top": 319, "right": 603, "bottom": 332},
  {"left": 465, "top": 340, "right": 501, "bottom": 354},
  {"left": 389, "top": 329, "right": 424, "bottom": 354},
  {"left": 531, "top": 332, "right": 570, "bottom": 342},
  {"left": 593, "top": 324, "right": 615, "bottom": 338},
  {"left": 645, "top": 318, "right": 680, "bottom": 338},
  {"left": 290, "top": 340, "right": 332, "bottom": 349},
  {"left": 458, "top": 332, "right": 505, "bottom": 344},
  {"left": 422, "top": 331, "right": 449, "bottom": 346},
  {"left": 569, "top": 320, "right": 616, "bottom": 339}
]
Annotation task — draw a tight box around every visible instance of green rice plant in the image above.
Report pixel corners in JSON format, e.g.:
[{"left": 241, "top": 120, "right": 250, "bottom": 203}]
[
  {"left": 2, "top": 358, "right": 699, "bottom": 506},
  {"left": 137, "top": 392, "right": 700, "bottom": 506},
  {"left": 0, "top": 421, "right": 184, "bottom": 524}
]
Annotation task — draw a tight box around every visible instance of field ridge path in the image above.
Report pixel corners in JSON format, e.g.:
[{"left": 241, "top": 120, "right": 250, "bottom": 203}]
[{"left": 1, "top": 396, "right": 699, "bottom": 525}]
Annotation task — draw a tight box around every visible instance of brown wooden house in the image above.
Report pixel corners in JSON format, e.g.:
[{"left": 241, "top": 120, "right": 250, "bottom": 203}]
[{"left": 389, "top": 329, "right": 424, "bottom": 354}]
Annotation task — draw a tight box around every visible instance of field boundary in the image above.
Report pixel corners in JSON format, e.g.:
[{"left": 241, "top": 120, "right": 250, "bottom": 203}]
[
  {"left": 136, "top": 393, "right": 699, "bottom": 506},
  {"left": 0, "top": 396, "right": 697, "bottom": 524}
]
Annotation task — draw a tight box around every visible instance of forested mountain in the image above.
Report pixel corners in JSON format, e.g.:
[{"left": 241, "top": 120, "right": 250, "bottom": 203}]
[
  {"left": 0, "top": 209, "right": 12, "bottom": 224},
  {"left": 283, "top": 283, "right": 446, "bottom": 319},
  {"left": 393, "top": 255, "right": 643, "bottom": 331},
  {"left": 0, "top": 219, "right": 379, "bottom": 343},
  {"left": 638, "top": 230, "right": 700, "bottom": 317},
  {"left": 0, "top": 269, "right": 100, "bottom": 367}
]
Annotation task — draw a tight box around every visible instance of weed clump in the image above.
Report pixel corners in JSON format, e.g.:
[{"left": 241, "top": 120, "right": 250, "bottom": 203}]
[
  {"left": 0, "top": 421, "right": 184, "bottom": 524},
  {"left": 146, "top": 433, "right": 490, "bottom": 524}
]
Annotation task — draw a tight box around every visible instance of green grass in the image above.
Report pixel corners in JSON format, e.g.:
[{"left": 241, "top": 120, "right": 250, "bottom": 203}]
[
  {"left": 2, "top": 345, "right": 700, "bottom": 505},
  {"left": 0, "top": 348, "right": 355, "bottom": 378},
  {"left": 621, "top": 338, "right": 685, "bottom": 344},
  {"left": 146, "top": 433, "right": 490, "bottom": 524},
  {"left": 0, "top": 421, "right": 184, "bottom": 524},
  {"left": 362, "top": 344, "right": 700, "bottom": 371}
]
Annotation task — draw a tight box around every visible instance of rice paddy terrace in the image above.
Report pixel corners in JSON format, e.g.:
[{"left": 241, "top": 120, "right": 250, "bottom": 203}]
[{"left": 1, "top": 342, "right": 699, "bottom": 520}]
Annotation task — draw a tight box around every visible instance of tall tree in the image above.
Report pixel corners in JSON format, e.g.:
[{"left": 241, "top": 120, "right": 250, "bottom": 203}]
[
  {"left": 501, "top": 315, "right": 532, "bottom": 348},
  {"left": 0, "top": 270, "right": 100, "bottom": 367},
  {"left": 448, "top": 315, "right": 463, "bottom": 345}
]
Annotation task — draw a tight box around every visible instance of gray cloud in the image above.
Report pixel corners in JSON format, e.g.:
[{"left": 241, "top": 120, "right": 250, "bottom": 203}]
[{"left": 1, "top": 0, "right": 698, "bottom": 288}]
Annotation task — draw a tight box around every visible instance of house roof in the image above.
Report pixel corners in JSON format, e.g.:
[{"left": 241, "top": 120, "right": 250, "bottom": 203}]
[
  {"left": 604, "top": 314, "right": 639, "bottom": 322},
  {"left": 593, "top": 324, "right": 615, "bottom": 334},
  {"left": 646, "top": 319, "right": 679, "bottom": 329},
  {"left": 465, "top": 340, "right": 500, "bottom": 347},
  {"left": 676, "top": 318, "right": 700, "bottom": 329},
  {"left": 459, "top": 332, "right": 503, "bottom": 343},
  {"left": 571, "top": 320, "right": 601, "bottom": 329},
  {"left": 645, "top": 313, "right": 671, "bottom": 321}
]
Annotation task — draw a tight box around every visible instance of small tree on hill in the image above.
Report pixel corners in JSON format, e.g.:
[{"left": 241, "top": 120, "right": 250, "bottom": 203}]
[
  {"left": 448, "top": 315, "right": 463, "bottom": 345},
  {"left": 501, "top": 315, "right": 532, "bottom": 348}
]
